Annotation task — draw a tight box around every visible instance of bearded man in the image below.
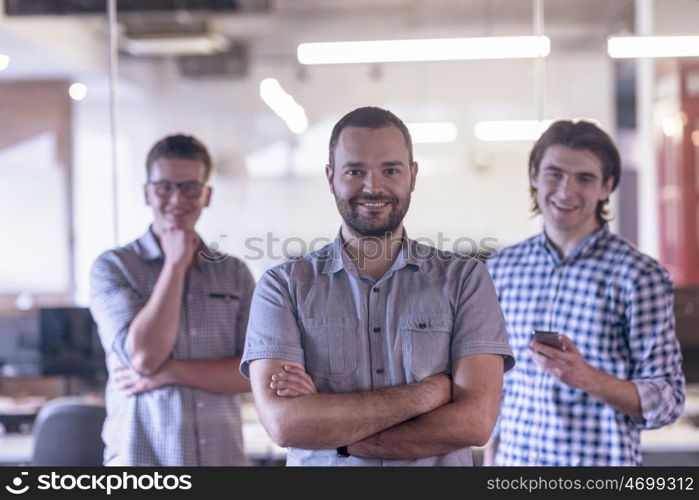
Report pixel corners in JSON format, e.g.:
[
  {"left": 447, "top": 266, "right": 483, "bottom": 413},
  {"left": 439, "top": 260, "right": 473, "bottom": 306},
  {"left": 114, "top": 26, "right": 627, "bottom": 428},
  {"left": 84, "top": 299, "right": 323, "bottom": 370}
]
[{"left": 241, "top": 106, "right": 514, "bottom": 466}]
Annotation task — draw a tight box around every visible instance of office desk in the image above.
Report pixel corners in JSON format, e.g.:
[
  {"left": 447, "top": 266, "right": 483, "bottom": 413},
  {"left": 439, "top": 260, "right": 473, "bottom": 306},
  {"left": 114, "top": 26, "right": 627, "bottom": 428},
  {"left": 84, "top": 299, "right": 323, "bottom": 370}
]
[{"left": 0, "top": 433, "right": 33, "bottom": 465}]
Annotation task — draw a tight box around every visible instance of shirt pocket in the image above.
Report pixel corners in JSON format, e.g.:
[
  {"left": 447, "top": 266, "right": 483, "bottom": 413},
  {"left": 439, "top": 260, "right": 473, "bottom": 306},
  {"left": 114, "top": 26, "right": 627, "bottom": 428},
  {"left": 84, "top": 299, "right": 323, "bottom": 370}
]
[
  {"left": 186, "top": 292, "right": 241, "bottom": 358},
  {"left": 298, "top": 317, "right": 358, "bottom": 391},
  {"left": 399, "top": 314, "right": 453, "bottom": 383}
]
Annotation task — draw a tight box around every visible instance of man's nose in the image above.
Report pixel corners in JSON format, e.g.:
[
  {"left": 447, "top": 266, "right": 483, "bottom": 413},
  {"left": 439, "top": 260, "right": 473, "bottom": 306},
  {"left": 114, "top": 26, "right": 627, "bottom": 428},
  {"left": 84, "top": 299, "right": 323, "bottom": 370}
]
[
  {"left": 557, "top": 176, "right": 574, "bottom": 197},
  {"left": 362, "top": 171, "right": 384, "bottom": 194},
  {"left": 168, "top": 186, "right": 186, "bottom": 202}
]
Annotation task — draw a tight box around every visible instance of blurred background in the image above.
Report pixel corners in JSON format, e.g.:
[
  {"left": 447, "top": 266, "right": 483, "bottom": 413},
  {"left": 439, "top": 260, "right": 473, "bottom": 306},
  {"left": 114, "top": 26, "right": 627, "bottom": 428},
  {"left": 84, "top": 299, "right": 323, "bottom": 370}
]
[{"left": 1, "top": 0, "right": 698, "bottom": 466}]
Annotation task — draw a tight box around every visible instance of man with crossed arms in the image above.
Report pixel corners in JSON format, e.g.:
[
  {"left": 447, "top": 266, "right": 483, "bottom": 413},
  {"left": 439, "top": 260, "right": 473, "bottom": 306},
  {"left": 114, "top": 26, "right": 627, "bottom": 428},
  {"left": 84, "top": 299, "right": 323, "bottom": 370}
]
[{"left": 241, "top": 107, "right": 514, "bottom": 466}]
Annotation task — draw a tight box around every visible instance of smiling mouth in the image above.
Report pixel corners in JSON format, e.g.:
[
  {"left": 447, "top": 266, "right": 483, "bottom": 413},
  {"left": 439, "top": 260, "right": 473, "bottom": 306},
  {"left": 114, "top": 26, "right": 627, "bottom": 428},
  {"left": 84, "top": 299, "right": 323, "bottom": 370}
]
[
  {"left": 358, "top": 201, "right": 390, "bottom": 208},
  {"left": 355, "top": 197, "right": 394, "bottom": 210},
  {"left": 551, "top": 201, "right": 578, "bottom": 212}
]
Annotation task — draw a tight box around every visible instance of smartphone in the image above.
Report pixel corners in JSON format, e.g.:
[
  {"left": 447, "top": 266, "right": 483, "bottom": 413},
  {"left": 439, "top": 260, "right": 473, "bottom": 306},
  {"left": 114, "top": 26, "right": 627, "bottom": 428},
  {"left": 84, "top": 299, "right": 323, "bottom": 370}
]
[{"left": 530, "top": 330, "right": 564, "bottom": 351}]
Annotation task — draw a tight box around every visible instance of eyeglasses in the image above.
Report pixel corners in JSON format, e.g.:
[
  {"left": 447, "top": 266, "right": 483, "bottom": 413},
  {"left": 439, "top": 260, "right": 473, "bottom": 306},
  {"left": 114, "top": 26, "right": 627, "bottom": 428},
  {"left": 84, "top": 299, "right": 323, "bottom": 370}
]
[{"left": 148, "top": 180, "right": 206, "bottom": 199}]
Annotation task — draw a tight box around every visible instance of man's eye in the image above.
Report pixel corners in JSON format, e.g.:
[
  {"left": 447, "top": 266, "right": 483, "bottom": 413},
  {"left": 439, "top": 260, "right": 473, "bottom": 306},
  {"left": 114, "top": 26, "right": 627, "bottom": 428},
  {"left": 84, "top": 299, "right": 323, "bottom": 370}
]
[
  {"left": 385, "top": 168, "right": 398, "bottom": 175},
  {"left": 347, "top": 170, "right": 363, "bottom": 176}
]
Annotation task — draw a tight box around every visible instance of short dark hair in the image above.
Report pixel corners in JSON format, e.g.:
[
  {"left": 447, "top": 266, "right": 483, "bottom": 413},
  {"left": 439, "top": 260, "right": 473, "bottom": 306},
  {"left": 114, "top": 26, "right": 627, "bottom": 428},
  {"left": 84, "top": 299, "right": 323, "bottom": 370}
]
[
  {"left": 328, "top": 106, "right": 413, "bottom": 169},
  {"left": 145, "top": 134, "right": 213, "bottom": 180},
  {"left": 529, "top": 120, "right": 621, "bottom": 225}
]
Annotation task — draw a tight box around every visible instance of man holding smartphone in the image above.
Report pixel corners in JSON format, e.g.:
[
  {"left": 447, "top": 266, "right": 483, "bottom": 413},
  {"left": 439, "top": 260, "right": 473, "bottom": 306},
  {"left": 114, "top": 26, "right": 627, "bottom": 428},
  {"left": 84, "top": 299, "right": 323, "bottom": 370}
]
[{"left": 485, "top": 120, "right": 685, "bottom": 466}]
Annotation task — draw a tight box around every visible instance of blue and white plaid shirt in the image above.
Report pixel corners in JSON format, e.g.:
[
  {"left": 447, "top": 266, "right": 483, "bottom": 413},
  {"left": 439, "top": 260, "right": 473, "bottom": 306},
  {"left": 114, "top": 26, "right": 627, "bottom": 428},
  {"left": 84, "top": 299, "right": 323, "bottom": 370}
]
[{"left": 487, "top": 225, "right": 685, "bottom": 465}]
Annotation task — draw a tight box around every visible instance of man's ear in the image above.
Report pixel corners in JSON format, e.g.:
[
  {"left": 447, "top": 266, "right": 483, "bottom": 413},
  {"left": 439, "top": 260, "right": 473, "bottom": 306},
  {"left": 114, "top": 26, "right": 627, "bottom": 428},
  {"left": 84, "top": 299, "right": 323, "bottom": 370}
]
[
  {"left": 143, "top": 184, "right": 151, "bottom": 206},
  {"left": 529, "top": 167, "right": 539, "bottom": 189},
  {"left": 599, "top": 176, "right": 614, "bottom": 202},
  {"left": 203, "top": 186, "right": 212, "bottom": 207},
  {"left": 410, "top": 161, "right": 419, "bottom": 192},
  {"left": 325, "top": 164, "right": 335, "bottom": 194}
]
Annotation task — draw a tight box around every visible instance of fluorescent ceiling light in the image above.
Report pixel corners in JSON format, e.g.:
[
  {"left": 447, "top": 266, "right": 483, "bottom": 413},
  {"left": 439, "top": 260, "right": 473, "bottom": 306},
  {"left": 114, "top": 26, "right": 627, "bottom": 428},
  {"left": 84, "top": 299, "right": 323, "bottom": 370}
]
[
  {"left": 121, "top": 33, "right": 230, "bottom": 56},
  {"left": 259, "top": 78, "right": 308, "bottom": 134},
  {"left": 0, "top": 54, "right": 9, "bottom": 71},
  {"left": 69, "top": 83, "right": 87, "bottom": 101},
  {"left": 297, "top": 36, "right": 550, "bottom": 65},
  {"left": 474, "top": 120, "right": 553, "bottom": 142},
  {"left": 407, "top": 122, "right": 458, "bottom": 143},
  {"left": 608, "top": 36, "right": 699, "bottom": 58}
]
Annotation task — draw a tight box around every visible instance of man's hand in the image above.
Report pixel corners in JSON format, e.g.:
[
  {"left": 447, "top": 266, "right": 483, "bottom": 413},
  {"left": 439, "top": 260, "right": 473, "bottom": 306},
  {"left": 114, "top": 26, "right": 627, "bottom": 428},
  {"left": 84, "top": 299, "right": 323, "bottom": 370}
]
[
  {"left": 113, "top": 362, "right": 173, "bottom": 396},
  {"left": 270, "top": 365, "right": 318, "bottom": 397},
  {"left": 160, "top": 228, "right": 200, "bottom": 267},
  {"left": 531, "top": 334, "right": 643, "bottom": 418},
  {"left": 530, "top": 334, "right": 596, "bottom": 390}
]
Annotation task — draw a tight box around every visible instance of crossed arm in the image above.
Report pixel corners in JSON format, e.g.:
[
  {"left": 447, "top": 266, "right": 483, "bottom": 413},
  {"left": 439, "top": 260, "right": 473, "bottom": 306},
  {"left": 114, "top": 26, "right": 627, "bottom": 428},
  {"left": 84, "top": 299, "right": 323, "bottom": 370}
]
[
  {"left": 251, "top": 354, "right": 503, "bottom": 458},
  {"left": 114, "top": 357, "right": 251, "bottom": 395},
  {"left": 250, "top": 358, "right": 451, "bottom": 449},
  {"left": 96, "top": 232, "right": 254, "bottom": 396}
]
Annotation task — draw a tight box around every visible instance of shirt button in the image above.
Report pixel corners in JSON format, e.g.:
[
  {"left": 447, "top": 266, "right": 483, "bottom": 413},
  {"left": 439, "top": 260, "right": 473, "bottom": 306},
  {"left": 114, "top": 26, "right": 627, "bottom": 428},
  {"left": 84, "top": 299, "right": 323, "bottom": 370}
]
[
  {"left": 197, "top": 402, "right": 204, "bottom": 408},
  {"left": 372, "top": 287, "right": 379, "bottom": 293},
  {"left": 200, "top": 439, "right": 207, "bottom": 445},
  {"left": 376, "top": 369, "right": 384, "bottom": 374},
  {"left": 190, "top": 329, "right": 198, "bottom": 336},
  {"left": 187, "top": 293, "right": 194, "bottom": 300},
  {"left": 418, "top": 323, "right": 427, "bottom": 329},
  {"left": 373, "top": 327, "right": 381, "bottom": 333}
]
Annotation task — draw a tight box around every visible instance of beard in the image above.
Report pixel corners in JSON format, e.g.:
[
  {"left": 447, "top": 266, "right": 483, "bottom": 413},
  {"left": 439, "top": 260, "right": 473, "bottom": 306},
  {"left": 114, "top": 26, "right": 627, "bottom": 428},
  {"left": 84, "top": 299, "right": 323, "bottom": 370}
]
[{"left": 334, "top": 193, "right": 410, "bottom": 237}]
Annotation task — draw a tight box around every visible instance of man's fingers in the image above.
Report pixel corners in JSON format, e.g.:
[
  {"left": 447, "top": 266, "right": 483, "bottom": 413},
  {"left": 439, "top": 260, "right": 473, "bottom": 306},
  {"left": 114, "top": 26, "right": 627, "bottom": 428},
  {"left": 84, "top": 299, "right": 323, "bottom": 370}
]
[
  {"left": 530, "top": 347, "right": 565, "bottom": 373},
  {"left": 113, "top": 370, "right": 140, "bottom": 384},
  {"left": 276, "top": 388, "right": 305, "bottom": 397},
  {"left": 117, "top": 380, "right": 135, "bottom": 391},
  {"left": 282, "top": 366, "right": 317, "bottom": 391},
  {"left": 559, "top": 335, "right": 579, "bottom": 354},
  {"left": 272, "top": 371, "right": 316, "bottom": 393},
  {"left": 269, "top": 379, "right": 313, "bottom": 394}
]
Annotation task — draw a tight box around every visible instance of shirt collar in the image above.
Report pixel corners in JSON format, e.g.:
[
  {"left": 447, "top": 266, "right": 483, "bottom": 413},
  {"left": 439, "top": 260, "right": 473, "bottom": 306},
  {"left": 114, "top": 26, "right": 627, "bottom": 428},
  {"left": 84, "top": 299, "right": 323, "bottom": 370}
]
[
  {"left": 135, "top": 226, "right": 164, "bottom": 261},
  {"left": 321, "top": 227, "right": 422, "bottom": 275},
  {"left": 538, "top": 224, "right": 610, "bottom": 264}
]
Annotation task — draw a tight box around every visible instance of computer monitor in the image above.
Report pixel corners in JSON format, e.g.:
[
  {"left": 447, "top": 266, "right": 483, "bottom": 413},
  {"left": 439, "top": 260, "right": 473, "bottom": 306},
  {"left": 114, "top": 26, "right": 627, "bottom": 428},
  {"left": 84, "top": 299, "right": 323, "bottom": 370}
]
[
  {"left": 0, "top": 316, "right": 41, "bottom": 377},
  {"left": 39, "top": 307, "right": 106, "bottom": 377}
]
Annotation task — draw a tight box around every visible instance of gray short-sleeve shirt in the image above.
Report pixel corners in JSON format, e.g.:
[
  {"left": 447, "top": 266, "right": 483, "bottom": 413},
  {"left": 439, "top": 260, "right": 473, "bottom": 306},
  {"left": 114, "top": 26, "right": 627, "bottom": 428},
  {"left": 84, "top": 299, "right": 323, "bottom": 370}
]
[
  {"left": 90, "top": 227, "right": 255, "bottom": 466},
  {"left": 241, "top": 232, "right": 514, "bottom": 466}
]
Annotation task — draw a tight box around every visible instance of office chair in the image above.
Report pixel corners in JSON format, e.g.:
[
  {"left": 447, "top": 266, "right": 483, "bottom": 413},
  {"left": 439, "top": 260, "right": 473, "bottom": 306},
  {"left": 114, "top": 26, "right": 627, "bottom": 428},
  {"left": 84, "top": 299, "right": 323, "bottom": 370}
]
[{"left": 31, "top": 396, "right": 106, "bottom": 466}]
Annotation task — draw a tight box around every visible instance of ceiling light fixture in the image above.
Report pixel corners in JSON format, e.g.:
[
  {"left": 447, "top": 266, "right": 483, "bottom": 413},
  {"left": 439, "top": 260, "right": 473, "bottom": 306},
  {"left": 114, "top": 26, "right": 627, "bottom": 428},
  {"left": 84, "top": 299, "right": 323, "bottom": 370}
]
[
  {"left": 259, "top": 78, "right": 308, "bottom": 134},
  {"left": 297, "top": 36, "right": 551, "bottom": 65},
  {"left": 407, "top": 122, "right": 458, "bottom": 143},
  {"left": 120, "top": 33, "right": 231, "bottom": 56},
  {"left": 69, "top": 83, "right": 88, "bottom": 101},
  {"left": 608, "top": 36, "right": 699, "bottom": 58}
]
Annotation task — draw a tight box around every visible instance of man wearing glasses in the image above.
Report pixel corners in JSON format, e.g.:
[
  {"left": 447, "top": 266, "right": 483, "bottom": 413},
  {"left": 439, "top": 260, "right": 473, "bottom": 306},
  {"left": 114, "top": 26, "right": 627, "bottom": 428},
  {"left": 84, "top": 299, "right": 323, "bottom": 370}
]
[{"left": 90, "top": 134, "right": 255, "bottom": 465}]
